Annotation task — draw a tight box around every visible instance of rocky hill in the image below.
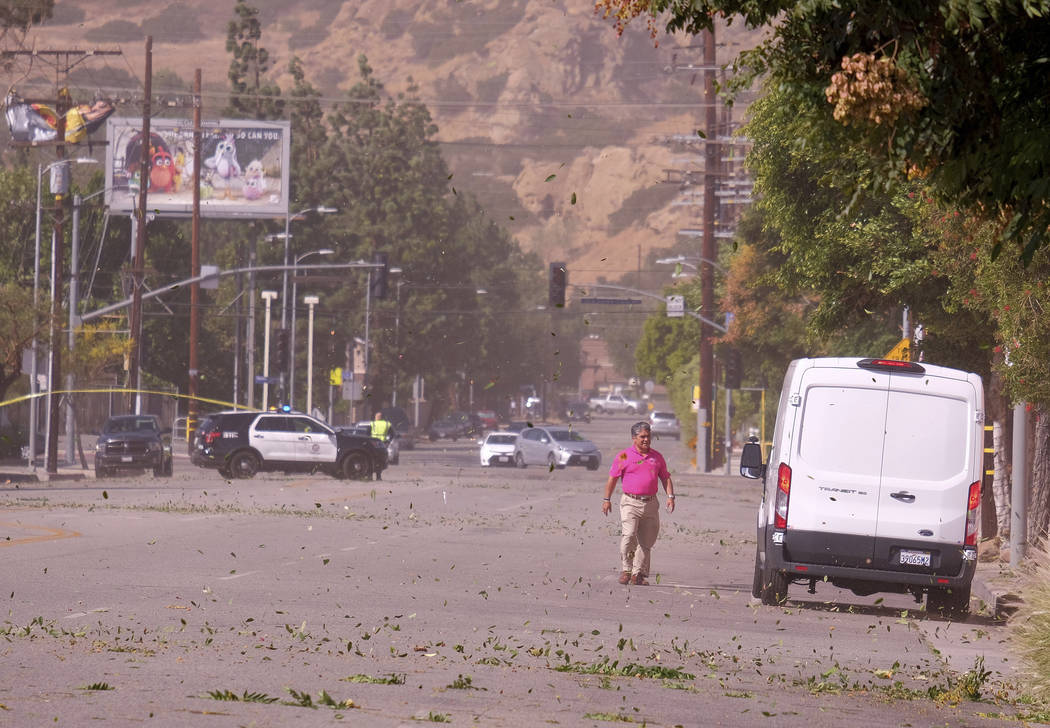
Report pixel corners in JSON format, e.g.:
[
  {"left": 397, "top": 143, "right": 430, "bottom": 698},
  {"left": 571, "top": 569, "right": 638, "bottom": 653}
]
[{"left": 16, "top": 0, "right": 763, "bottom": 284}]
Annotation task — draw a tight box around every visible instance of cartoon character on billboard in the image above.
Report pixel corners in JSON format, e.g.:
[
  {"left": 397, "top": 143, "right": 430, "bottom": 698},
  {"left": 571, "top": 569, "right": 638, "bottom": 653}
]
[
  {"left": 242, "top": 159, "right": 267, "bottom": 200},
  {"left": 204, "top": 133, "right": 242, "bottom": 199},
  {"left": 149, "top": 148, "right": 180, "bottom": 194}
]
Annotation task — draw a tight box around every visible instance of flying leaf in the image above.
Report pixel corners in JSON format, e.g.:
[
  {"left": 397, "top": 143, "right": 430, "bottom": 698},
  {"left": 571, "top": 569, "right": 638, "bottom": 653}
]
[
  {"left": 570, "top": 192, "right": 577, "bottom": 205},
  {"left": 102, "top": 491, "right": 108, "bottom": 499},
  {"left": 545, "top": 174, "right": 556, "bottom": 182}
]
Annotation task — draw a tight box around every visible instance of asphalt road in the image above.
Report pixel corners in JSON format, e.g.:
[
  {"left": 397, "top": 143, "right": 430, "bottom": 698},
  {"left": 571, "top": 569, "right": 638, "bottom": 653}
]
[{"left": 0, "top": 414, "right": 1029, "bottom": 727}]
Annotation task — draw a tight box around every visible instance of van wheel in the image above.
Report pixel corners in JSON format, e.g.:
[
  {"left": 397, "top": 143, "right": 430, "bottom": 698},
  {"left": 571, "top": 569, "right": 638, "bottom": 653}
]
[
  {"left": 594, "top": 406, "right": 604, "bottom": 415},
  {"left": 626, "top": 406, "right": 636, "bottom": 415},
  {"left": 515, "top": 452, "right": 526, "bottom": 469},
  {"left": 927, "top": 584, "right": 971, "bottom": 617},
  {"left": 760, "top": 568, "right": 789, "bottom": 606}
]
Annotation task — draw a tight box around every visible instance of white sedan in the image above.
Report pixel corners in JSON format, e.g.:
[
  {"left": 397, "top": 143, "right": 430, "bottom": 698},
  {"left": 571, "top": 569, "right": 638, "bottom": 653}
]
[{"left": 479, "top": 432, "right": 519, "bottom": 467}]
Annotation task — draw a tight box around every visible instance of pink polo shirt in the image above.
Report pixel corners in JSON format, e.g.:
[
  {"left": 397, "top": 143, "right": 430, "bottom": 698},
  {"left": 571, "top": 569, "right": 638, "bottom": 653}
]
[{"left": 608, "top": 446, "right": 668, "bottom": 496}]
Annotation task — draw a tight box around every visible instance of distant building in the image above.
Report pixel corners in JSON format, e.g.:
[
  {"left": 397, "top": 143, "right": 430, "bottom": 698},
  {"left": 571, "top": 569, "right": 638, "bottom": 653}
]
[{"left": 579, "top": 336, "right": 619, "bottom": 395}]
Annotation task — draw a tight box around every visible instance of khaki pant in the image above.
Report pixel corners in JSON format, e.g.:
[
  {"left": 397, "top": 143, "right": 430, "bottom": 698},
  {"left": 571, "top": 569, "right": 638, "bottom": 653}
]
[{"left": 619, "top": 494, "right": 660, "bottom": 576}]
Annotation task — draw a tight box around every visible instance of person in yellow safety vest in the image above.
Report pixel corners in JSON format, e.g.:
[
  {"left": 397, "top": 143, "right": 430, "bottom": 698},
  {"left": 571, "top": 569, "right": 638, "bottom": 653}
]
[
  {"left": 371, "top": 411, "right": 393, "bottom": 441},
  {"left": 370, "top": 412, "right": 393, "bottom": 481}
]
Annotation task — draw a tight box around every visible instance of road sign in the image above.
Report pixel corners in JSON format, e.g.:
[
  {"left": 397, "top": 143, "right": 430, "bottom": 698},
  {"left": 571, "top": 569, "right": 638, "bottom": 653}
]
[
  {"left": 579, "top": 297, "right": 643, "bottom": 305},
  {"left": 666, "top": 295, "right": 684, "bottom": 318},
  {"left": 885, "top": 338, "right": 910, "bottom": 362},
  {"left": 254, "top": 375, "right": 279, "bottom": 385}
]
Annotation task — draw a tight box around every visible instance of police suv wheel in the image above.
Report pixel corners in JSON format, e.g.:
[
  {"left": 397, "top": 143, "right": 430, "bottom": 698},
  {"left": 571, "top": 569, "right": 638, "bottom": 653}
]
[
  {"left": 341, "top": 451, "right": 371, "bottom": 480},
  {"left": 229, "top": 451, "right": 260, "bottom": 479}
]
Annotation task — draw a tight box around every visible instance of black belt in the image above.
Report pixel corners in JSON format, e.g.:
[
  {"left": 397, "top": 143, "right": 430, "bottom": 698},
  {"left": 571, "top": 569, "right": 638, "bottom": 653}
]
[{"left": 624, "top": 493, "right": 655, "bottom": 502}]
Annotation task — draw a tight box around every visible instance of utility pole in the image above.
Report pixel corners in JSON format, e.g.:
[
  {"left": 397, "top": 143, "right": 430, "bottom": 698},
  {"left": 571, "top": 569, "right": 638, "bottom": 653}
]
[
  {"left": 44, "top": 91, "right": 68, "bottom": 475},
  {"left": 697, "top": 26, "right": 718, "bottom": 473},
  {"left": 188, "top": 68, "right": 202, "bottom": 446},
  {"left": 128, "top": 36, "right": 152, "bottom": 415}
]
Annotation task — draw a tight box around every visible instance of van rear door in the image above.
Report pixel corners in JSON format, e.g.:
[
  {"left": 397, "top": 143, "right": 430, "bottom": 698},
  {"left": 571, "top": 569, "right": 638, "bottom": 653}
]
[
  {"left": 783, "top": 364, "right": 889, "bottom": 568},
  {"left": 873, "top": 371, "right": 980, "bottom": 571}
]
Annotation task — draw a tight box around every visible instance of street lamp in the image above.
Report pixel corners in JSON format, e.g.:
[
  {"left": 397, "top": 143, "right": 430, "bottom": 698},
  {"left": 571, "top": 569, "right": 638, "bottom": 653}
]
[
  {"left": 260, "top": 290, "right": 278, "bottom": 410},
  {"left": 303, "top": 295, "right": 320, "bottom": 416},
  {"left": 29, "top": 157, "right": 96, "bottom": 470},
  {"left": 655, "top": 254, "right": 727, "bottom": 275},
  {"left": 289, "top": 248, "right": 334, "bottom": 409},
  {"left": 266, "top": 206, "right": 336, "bottom": 401}
]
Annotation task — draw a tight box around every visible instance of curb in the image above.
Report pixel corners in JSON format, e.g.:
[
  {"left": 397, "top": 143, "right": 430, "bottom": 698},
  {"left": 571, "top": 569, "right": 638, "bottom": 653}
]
[{"left": 1, "top": 469, "right": 92, "bottom": 484}]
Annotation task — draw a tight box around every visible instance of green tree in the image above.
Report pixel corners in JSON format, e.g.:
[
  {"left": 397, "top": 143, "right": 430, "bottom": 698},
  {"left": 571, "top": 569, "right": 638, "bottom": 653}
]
[
  {"left": 224, "top": 0, "right": 283, "bottom": 119},
  {"left": 598, "top": 0, "right": 1050, "bottom": 261}
]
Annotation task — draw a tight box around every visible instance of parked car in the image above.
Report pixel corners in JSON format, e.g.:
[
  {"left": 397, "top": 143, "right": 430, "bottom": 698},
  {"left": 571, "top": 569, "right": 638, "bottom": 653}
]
[
  {"left": 649, "top": 411, "right": 681, "bottom": 440},
  {"left": 514, "top": 425, "right": 601, "bottom": 470},
  {"left": 347, "top": 422, "right": 400, "bottom": 465},
  {"left": 428, "top": 417, "right": 466, "bottom": 441},
  {"left": 191, "top": 410, "right": 386, "bottom": 480},
  {"left": 94, "top": 414, "right": 173, "bottom": 478},
  {"left": 475, "top": 410, "right": 500, "bottom": 429},
  {"left": 588, "top": 392, "right": 641, "bottom": 415},
  {"left": 479, "top": 432, "right": 519, "bottom": 467},
  {"left": 562, "top": 400, "right": 591, "bottom": 423},
  {"left": 502, "top": 420, "right": 533, "bottom": 434}
]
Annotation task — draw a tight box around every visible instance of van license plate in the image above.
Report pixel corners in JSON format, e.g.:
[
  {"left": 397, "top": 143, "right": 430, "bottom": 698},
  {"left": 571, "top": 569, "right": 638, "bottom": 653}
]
[{"left": 899, "top": 549, "right": 931, "bottom": 566}]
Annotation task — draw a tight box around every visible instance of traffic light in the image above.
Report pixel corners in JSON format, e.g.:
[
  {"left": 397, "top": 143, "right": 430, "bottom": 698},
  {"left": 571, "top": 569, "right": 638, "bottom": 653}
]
[
  {"left": 274, "top": 329, "right": 290, "bottom": 374},
  {"left": 724, "top": 348, "right": 742, "bottom": 389},
  {"left": 370, "top": 252, "right": 389, "bottom": 299},
  {"left": 548, "top": 261, "right": 567, "bottom": 308},
  {"left": 326, "top": 329, "right": 338, "bottom": 368}
]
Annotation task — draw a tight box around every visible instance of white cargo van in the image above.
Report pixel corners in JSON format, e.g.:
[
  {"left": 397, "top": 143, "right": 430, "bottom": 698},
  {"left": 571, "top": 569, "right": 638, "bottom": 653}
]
[{"left": 739, "top": 357, "right": 983, "bottom": 615}]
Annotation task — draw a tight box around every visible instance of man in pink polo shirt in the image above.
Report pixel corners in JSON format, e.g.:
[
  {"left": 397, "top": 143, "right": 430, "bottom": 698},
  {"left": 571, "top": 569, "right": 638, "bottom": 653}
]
[{"left": 601, "top": 421, "right": 675, "bottom": 586}]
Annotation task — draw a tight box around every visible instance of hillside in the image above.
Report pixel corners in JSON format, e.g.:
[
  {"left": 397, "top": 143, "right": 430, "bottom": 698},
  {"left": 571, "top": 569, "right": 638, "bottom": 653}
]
[{"left": 13, "top": 0, "right": 764, "bottom": 285}]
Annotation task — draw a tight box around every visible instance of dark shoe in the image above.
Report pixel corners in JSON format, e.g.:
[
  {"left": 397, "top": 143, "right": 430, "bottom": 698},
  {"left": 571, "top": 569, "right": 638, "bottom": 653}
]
[
  {"left": 631, "top": 574, "right": 649, "bottom": 586},
  {"left": 618, "top": 571, "right": 631, "bottom": 585}
]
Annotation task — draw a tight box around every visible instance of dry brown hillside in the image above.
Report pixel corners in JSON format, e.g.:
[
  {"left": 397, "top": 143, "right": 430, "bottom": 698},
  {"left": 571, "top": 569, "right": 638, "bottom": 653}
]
[{"left": 13, "top": 0, "right": 763, "bottom": 285}]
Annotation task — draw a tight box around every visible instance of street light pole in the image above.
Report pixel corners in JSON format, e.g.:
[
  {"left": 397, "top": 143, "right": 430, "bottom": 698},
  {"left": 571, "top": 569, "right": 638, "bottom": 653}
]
[
  {"left": 260, "top": 290, "right": 277, "bottom": 410},
  {"left": 271, "top": 205, "right": 336, "bottom": 403},
  {"left": 304, "top": 295, "right": 319, "bottom": 415},
  {"left": 31, "top": 157, "right": 96, "bottom": 471},
  {"left": 289, "top": 248, "right": 333, "bottom": 410}
]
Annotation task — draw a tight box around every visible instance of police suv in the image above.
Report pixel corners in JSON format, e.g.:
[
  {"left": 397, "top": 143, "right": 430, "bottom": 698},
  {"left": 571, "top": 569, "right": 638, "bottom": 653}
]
[{"left": 191, "top": 409, "right": 387, "bottom": 480}]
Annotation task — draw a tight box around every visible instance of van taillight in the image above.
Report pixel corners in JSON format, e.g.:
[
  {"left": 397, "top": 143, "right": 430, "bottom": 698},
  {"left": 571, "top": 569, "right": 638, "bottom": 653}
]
[
  {"left": 964, "top": 481, "right": 980, "bottom": 546},
  {"left": 774, "top": 463, "right": 791, "bottom": 529},
  {"left": 204, "top": 431, "right": 221, "bottom": 445}
]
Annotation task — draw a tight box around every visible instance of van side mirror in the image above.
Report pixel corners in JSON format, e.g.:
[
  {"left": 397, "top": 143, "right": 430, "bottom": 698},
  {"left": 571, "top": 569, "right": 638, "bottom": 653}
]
[{"left": 739, "top": 438, "right": 766, "bottom": 480}]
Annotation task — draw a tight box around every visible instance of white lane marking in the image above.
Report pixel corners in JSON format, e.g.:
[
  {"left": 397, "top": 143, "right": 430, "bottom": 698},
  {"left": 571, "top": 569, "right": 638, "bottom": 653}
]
[
  {"left": 218, "top": 570, "right": 258, "bottom": 581},
  {"left": 339, "top": 546, "right": 358, "bottom": 552},
  {"left": 63, "top": 607, "right": 109, "bottom": 619}
]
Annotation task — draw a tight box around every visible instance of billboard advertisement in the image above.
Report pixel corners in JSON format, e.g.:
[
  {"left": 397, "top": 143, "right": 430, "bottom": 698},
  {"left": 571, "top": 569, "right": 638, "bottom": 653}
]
[{"left": 105, "top": 117, "right": 290, "bottom": 219}]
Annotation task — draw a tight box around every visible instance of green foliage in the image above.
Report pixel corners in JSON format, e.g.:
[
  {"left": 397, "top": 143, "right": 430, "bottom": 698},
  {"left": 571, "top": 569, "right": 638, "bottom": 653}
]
[
  {"left": 1011, "top": 548, "right": 1050, "bottom": 701},
  {"left": 225, "top": 0, "right": 283, "bottom": 119},
  {"left": 630, "top": 0, "right": 1050, "bottom": 261},
  {"left": 555, "top": 658, "right": 695, "bottom": 680}
]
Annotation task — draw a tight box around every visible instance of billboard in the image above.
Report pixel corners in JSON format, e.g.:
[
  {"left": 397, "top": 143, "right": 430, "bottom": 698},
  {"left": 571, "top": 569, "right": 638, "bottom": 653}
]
[{"left": 105, "top": 117, "right": 290, "bottom": 219}]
